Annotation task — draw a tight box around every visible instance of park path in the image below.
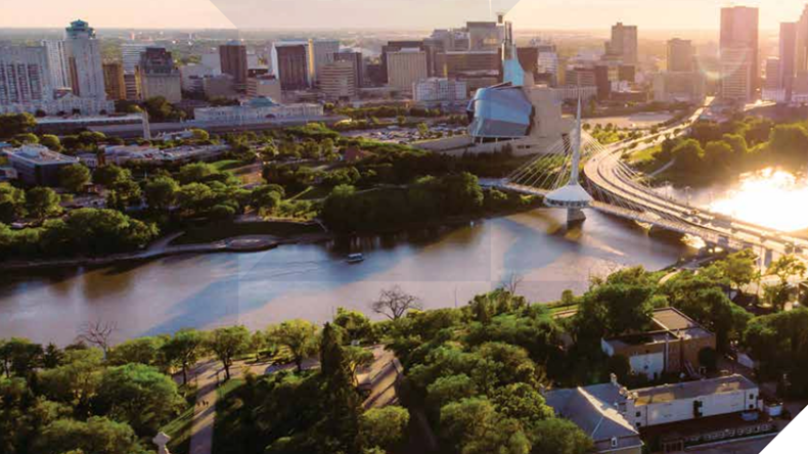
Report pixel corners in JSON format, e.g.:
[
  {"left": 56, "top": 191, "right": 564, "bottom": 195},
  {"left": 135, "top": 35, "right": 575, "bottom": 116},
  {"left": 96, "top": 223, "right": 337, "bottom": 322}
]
[{"left": 188, "top": 359, "right": 223, "bottom": 454}]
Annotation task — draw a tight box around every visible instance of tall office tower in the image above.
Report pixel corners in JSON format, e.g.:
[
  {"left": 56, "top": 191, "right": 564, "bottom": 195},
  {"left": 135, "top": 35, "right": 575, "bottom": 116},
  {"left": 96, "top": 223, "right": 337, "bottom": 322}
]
[
  {"left": 780, "top": 22, "right": 797, "bottom": 99},
  {"left": 121, "top": 43, "right": 150, "bottom": 73},
  {"left": 219, "top": 41, "right": 248, "bottom": 91},
  {"left": 0, "top": 46, "right": 53, "bottom": 106},
  {"left": 42, "top": 40, "right": 70, "bottom": 89},
  {"left": 319, "top": 60, "right": 357, "bottom": 99},
  {"left": 720, "top": 6, "right": 759, "bottom": 101},
  {"left": 765, "top": 58, "right": 781, "bottom": 90},
  {"left": 667, "top": 38, "right": 695, "bottom": 72},
  {"left": 308, "top": 40, "right": 340, "bottom": 85},
  {"left": 271, "top": 42, "right": 310, "bottom": 90},
  {"left": 467, "top": 21, "right": 503, "bottom": 51},
  {"left": 138, "top": 47, "right": 182, "bottom": 103},
  {"left": 334, "top": 51, "right": 364, "bottom": 88},
  {"left": 64, "top": 20, "right": 106, "bottom": 99},
  {"left": 534, "top": 40, "right": 559, "bottom": 85},
  {"left": 796, "top": 6, "right": 808, "bottom": 74},
  {"left": 381, "top": 41, "right": 430, "bottom": 83},
  {"left": 386, "top": 48, "right": 428, "bottom": 92},
  {"left": 606, "top": 23, "right": 638, "bottom": 65},
  {"left": 103, "top": 62, "right": 126, "bottom": 100}
]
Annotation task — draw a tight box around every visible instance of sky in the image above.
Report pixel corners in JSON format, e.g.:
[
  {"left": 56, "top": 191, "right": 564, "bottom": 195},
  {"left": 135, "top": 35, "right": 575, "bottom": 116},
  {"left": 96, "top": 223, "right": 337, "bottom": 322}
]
[{"left": 1, "top": 0, "right": 807, "bottom": 30}]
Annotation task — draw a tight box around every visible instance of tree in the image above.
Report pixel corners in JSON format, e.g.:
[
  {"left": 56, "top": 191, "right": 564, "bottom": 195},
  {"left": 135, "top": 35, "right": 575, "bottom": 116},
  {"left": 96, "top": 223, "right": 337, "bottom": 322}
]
[
  {"left": 491, "top": 383, "right": 554, "bottom": 429},
  {"left": 250, "top": 185, "right": 283, "bottom": 216},
  {"left": 106, "top": 336, "right": 165, "bottom": 367},
  {"left": 417, "top": 122, "right": 429, "bottom": 139},
  {"left": 371, "top": 286, "right": 423, "bottom": 321},
  {"left": 208, "top": 326, "right": 250, "bottom": 381},
  {"left": 344, "top": 346, "right": 374, "bottom": 385},
  {"left": 0, "top": 338, "right": 43, "bottom": 377},
  {"left": 671, "top": 139, "right": 704, "bottom": 171},
  {"left": 529, "top": 418, "right": 593, "bottom": 454},
  {"left": 76, "top": 321, "right": 117, "bottom": 355},
  {"left": 719, "top": 249, "right": 757, "bottom": 293},
  {"left": 318, "top": 323, "right": 362, "bottom": 454},
  {"left": 0, "top": 183, "right": 27, "bottom": 223},
  {"left": 95, "top": 364, "right": 183, "bottom": 435},
  {"left": 769, "top": 124, "right": 808, "bottom": 167},
  {"left": 177, "top": 162, "right": 217, "bottom": 185},
  {"left": 25, "top": 187, "right": 62, "bottom": 222},
  {"left": 359, "top": 406, "right": 410, "bottom": 452},
  {"left": 426, "top": 374, "right": 479, "bottom": 411},
  {"left": 93, "top": 165, "right": 131, "bottom": 188},
  {"left": 162, "top": 329, "right": 206, "bottom": 385},
  {"left": 269, "top": 319, "right": 319, "bottom": 373},
  {"left": 144, "top": 176, "right": 180, "bottom": 211},
  {"left": 333, "top": 307, "right": 374, "bottom": 344},
  {"left": 39, "top": 349, "right": 104, "bottom": 414},
  {"left": 767, "top": 254, "right": 806, "bottom": 286},
  {"left": 40, "top": 134, "right": 62, "bottom": 151},
  {"left": 59, "top": 164, "right": 91, "bottom": 193},
  {"left": 0, "top": 113, "right": 36, "bottom": 139},
  {"left": 440, "top": 397, "right": 531, "bottom": 454},
  {"left": 34, "top": 417, "right": 144, "bottom": 454}
]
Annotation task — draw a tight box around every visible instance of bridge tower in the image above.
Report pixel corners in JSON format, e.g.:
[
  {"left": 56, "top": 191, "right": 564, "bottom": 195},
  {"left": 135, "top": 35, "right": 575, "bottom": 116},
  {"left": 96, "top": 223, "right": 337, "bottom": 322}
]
[{"left": 543, "top": 95, "right": 594, "bottom": 224}]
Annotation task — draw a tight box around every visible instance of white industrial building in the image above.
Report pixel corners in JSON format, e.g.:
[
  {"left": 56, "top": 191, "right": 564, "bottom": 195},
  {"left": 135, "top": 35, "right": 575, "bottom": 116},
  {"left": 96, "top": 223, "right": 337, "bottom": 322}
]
[{"left": 194, "top": 97, "right": 323, "bottom": 124}]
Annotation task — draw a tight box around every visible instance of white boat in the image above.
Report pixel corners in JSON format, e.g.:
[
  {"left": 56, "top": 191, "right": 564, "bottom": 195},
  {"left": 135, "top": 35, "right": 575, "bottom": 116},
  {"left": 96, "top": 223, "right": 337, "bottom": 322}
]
[{"left": 346, "top": 253, "right": 365, "bottom": 264}]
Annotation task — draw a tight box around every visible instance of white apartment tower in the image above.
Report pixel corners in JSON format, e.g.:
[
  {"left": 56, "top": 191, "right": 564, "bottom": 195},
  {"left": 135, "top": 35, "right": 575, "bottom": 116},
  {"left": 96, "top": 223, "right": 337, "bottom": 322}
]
[
  {"left": 0, "top": 46, "right": 54, "bottom": 106},
  {"left": 64, "top": 19, "right": 107, "bottom": 100},
  {"left": 42, "top": 40, "right": 70, "bottom": 89}
]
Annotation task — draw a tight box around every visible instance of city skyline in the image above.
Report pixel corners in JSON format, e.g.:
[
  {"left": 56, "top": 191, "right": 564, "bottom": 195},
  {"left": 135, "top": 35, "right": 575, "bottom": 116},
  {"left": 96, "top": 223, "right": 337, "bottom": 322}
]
[{"left": 2, "top": 0, "right": 808, "bottom": 31}]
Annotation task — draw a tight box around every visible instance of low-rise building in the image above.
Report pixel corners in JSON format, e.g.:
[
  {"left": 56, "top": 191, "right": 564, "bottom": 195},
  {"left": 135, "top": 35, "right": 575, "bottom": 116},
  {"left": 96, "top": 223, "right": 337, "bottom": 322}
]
[
  {"left": 247, "top": 74, "right": 282, "bottom": 100},
  {"left": 413, "top": 78, "right": 467, "bottom": 104},
  {"left": 193, "top": 97, "right": 323, "bottom": 124},
  {"left": 3, "top": 144, "right": 80, "bottom": 186},
  {"left": 601, "top": 308, "right": 716, "bottom": 380},
  {"left": 79, "top": 144, "right": 228, "bottom": 168},
  {"left": 653, "top": 72, "right": 706, "bottom": 104}
]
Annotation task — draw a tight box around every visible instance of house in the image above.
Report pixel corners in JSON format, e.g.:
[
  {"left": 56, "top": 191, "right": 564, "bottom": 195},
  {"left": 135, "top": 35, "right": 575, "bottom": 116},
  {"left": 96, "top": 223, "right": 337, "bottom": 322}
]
[
  {"left": 0, "top": 166, "right": 18, "bottom": 182},
  {"left": 601, "top": 308, "right": 716, "bottom": 380},
  {"left": 544, "top": 376, "right": 644, "bottom": 454}
]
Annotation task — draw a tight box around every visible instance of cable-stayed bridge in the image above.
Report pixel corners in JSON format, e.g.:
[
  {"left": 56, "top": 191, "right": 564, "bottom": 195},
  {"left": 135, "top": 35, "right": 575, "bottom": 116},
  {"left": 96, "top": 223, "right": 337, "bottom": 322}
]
[{"left": 485, "top": 105, "right": 807, "bottom": 259}]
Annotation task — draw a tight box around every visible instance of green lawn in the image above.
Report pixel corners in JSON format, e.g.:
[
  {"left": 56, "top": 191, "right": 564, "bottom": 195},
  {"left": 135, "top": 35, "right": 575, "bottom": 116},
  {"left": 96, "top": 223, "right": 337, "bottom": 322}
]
[
  {"left": 212, "top": 379, "right": 247, "bottom": 454},
  {"left": 210, "top": 159, "right": 241, "bottom": 172}
]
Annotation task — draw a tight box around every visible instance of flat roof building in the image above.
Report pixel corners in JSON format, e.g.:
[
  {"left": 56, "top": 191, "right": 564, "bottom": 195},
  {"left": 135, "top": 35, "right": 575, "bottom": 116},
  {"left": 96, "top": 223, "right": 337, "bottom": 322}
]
[
  {"left": 3, "top": 144, "right": 80, "bottom": 186},
  {"left": 386, "top": 48, "right": 428, "bottom": 92}
]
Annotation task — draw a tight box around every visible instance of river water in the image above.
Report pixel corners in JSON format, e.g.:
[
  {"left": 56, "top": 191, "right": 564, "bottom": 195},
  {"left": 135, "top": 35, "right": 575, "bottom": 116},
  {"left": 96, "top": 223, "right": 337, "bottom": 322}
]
[{"left": 0, "top": 209, "right": 696, "bottom": 346}]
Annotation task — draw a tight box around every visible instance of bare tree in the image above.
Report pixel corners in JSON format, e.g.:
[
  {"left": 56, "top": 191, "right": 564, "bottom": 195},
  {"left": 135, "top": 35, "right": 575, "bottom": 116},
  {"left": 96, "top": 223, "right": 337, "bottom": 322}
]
[
  {"left": 371, "top": 286, "right": 423, "bottom": 321},
  {"left": 76, "top": 320, "right": 117, "bottom": 355},
  {"left": 503, "top": 272, "right": 524, "bottom": 294}
]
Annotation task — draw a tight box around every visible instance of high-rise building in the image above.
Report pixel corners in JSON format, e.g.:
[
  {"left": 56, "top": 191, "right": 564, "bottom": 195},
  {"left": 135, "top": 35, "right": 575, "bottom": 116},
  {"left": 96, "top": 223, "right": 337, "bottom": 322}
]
[
  {"left": 308, "top": 40, "right": 340, "bottom": 85},
  {"left": 319, "top": 60, "right": 356, "bottom": 100},
  {"left": 606, "top": 23, "right": 638, "bottom": 65},
  {"left": 121, "top": 43, "right": 150, "bottom": 73},
  {"left": 64, "top": 20, "right": 106, "bottom": 100},
  {"left": 334, "top": 51, "right": 364, "bottom": 88},
  {"left": 720, "top": 6, "right": 759, "bottom": 101},
  {"left": 219, "top": 42, "right": 248, "bottom": 91},
  {"left": 765, "top": 58, "right": 781, "bottom": 90},
  {"left": 382, "top": 41, "right": 430, "bottom": 83},
  {"left": 271, "top": 42, "right": 310, "bottom": 91},
  {"left": 124, "top": 72, "right": 141, "bottom": 101},
  {"left": 0, "top": 46, "right": 53, "bottom": 106},
  {"left": 42, "top": 40, "right": 70, "bottom": 89},
  {"left": 386, "top": 48, "right": 428, "bottom": 92},
  {"left": 467, "top": 22, "right": 503, "bottom": 51},
  {"left": 103, "top": 62, "right": 126, "bottom": 100},
  {"left": 138, "top": 47, "right": 181, "bottom": 103},
  {"left": 796, "top": 5, "right": 808, "bottom": 78},
  {"left": 780, "top": 22, "right": 797, "bottom": 98},
  {"left": 667, "top": 39, "right": 695, "bottom": 72}
]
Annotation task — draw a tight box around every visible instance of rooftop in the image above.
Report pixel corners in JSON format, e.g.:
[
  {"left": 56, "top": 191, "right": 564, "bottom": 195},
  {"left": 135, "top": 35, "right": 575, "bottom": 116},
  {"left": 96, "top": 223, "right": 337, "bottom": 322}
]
[
  {"left": 603, "top": 307, "right": 714, "bottom": 348},
  {"left": 5, "top": 145, "right": 79, "bottom": 165},
  {"left": 632, "top": 375, "right": 757, "bottom": 406}
]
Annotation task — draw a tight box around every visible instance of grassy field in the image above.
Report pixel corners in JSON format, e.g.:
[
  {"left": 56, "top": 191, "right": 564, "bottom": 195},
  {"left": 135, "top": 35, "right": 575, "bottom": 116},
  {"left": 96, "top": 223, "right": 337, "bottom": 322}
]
[{"left": 210, "top": 159, "right": 242, "bottom": 172}]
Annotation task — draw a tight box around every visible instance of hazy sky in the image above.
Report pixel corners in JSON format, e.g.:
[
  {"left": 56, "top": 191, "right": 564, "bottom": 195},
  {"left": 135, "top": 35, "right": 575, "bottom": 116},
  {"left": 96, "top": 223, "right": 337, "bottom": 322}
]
[{"left": 1, "top": 0, "right": 807, "bottom": 30}]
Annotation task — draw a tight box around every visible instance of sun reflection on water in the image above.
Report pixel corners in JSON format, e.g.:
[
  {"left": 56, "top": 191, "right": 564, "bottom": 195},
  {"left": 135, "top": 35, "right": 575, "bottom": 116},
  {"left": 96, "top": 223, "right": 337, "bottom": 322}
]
[{"left": 709, "top": 168, "right": 808, "bottom": 232}]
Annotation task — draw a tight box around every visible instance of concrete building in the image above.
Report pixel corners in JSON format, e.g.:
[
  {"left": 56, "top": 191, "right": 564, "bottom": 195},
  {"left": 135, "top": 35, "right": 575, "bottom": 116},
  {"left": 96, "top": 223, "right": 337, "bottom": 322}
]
[
  {"left": 653, "top": 71, "right": 706, "bottom": 104},
  {"left": 467, "top": 21, "right": 503, "bottom": 51},
  {"left": 0, "top": 45, "right": 53, "bottom": 107},
  {"left": 765, "top": 57, "right": 781, "bottom": 90},
  {"left": 308, "top": 40, "right": 340, "bottom": 85},
  {"left": 43, "top": 40, "right": 70, "bottom": 89},
  {"left": 3, "top": 144, "right": 80, "bottom": 186},
  {"left": 103, "top": 62, "right": 126, "bottom": 101},
  {"left": 121, "top": 43, "right": 150, "bottom": 73},
  {"left": 194, "top": 97, "right": 323, "bottom": 124},
  {"left": 271, "top": 42, "right": 310, "bottom": 90},
  {"left": 124, "top": 72, "right": 141, "bottom": 101},
  {"left": 601, "top": 308, "right": 716, "bottom": 380},
  {"left": 319, "top": 60, "right": 356, "bottom": 100},
  {"left": 180, "top": 63, "right": 216, "bottom": 93},
  {"left": 382, "top": 41, "right": 431, "bottom": 82},
  {"left": 720, "top": 6, "right": 759, "bottom": 101},
  {"left": 64, "top": 20, "right": 106, "bottom": 100},
  {"left": 219, "top": 42, "right": 248, "bottom": 91},
  {"left": 202, "top": 75, "right": 237, "bottom": 100},
  {"left": 334, "top": 51, "right": 364, "bottom": 88},
  {"left": 246, "top": 74, "right": 282, "bottom": 100},
  {"left": 780, "top": 22, "right": 798, "bottom": 100},
  {"left": 606, "top": 23, "right": 639, "bottom": 65},
  {"left": 138, "top": 48, "right": 181, "bottom": 103},
  {"left": 413, "top": 77, "right": 467, "bottom": 103},
  {"left": 200, "top": 51, "right": 222, "bottom": 76},
  {"left": 796, "top": 5, "right": 808, "bottom": 81},
  {"left": 386, "top": 48, "right": 428, "bottom": 92},
  {"left": 667, "top": 39, "right": 695, "bottom": 72}
]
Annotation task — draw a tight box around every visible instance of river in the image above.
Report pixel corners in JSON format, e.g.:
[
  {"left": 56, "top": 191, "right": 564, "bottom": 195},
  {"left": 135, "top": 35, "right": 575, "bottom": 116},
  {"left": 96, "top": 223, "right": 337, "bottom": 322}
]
[{"left": 0, "top": 209, "right": 696, "bottom": 346}]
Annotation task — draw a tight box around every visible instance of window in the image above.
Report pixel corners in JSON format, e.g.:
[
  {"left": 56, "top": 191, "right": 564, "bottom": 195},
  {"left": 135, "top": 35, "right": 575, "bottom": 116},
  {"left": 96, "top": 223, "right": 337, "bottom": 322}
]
[
  {"left": 636, "top": 411, "right": 641, "bottom": 417},
  {"left": 611, "top": 437, "right": 618, "bottom": 448}
]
